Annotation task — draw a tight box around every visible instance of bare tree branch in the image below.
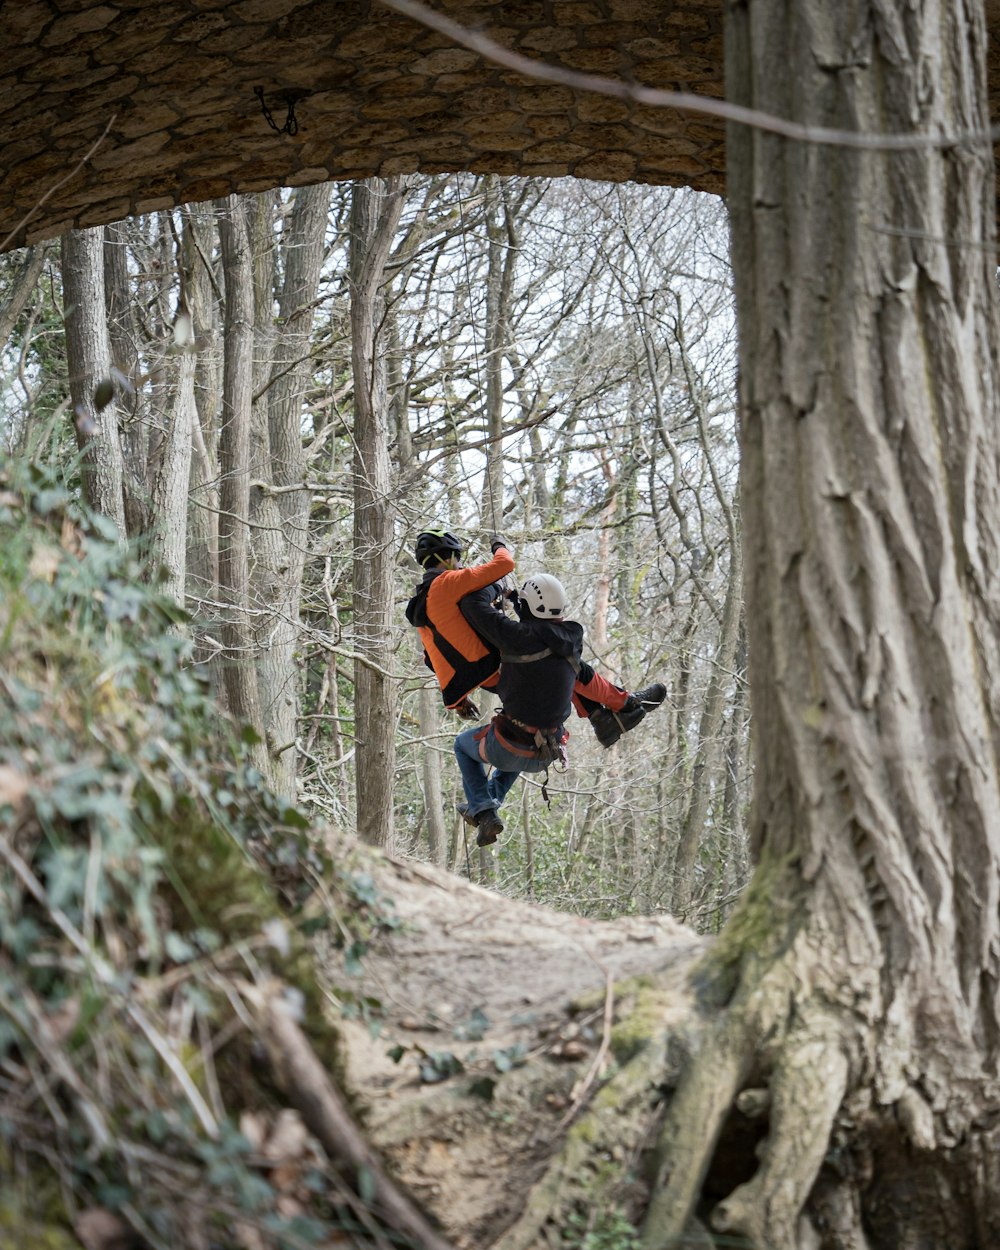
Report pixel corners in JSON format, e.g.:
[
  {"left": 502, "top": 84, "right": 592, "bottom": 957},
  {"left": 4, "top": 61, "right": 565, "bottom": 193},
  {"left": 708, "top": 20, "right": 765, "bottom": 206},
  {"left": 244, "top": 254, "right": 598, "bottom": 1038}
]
[{"left": 380, "top": 0, "right": 998, "bottom": 153}]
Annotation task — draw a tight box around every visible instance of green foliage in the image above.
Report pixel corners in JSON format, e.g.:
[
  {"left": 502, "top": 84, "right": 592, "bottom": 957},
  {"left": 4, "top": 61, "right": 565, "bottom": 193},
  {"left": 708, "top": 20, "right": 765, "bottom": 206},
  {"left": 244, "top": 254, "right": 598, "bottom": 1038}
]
[
  {"left": 0, "top": 457, "right": 392, "bottom": 1247},
  {"left": 562, "top": 1205, "right": 639, "bottom": 1250}
]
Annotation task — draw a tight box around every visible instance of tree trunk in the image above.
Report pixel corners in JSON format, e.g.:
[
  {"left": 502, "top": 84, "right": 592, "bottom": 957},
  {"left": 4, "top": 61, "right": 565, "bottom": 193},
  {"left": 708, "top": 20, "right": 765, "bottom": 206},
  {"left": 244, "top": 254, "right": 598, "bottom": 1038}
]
[
  {"left": 0, "top": 243, "right": 49, "bottom": 347},
  {"left": 261, "top": 184, "right": 332, "bottom": 797},
  {"left": 184, "top": 206, "right": 221, "bottom": 669},
  {"left": 246, "top": 190, "right": 291, "bottom": 794},
  {"left": 60, "top": 227, "right": 127, "bottom": 536},
  {"left": 419, "top": 686, "right": 448, "bottom": 867},
  {"left": 644, "top": 3, "right": 1000, "bottom": 1246},
  {"left": 349, "top": 176, "right": 407, "bottom": 847},
  {"left": 216, "top": 195, "right": 268, "bottom": 769},
  {"left": 669, "top": 533, "right": 742, "bottom": 920},
  {"left": 482, "top": 174, "right": 507, "bottom": 536},
  {"left": 151, "top": 349, "right": 196, "bottom": 608},
  {"left": 103, "top": 220, "right": 149, "bottom": 540}
]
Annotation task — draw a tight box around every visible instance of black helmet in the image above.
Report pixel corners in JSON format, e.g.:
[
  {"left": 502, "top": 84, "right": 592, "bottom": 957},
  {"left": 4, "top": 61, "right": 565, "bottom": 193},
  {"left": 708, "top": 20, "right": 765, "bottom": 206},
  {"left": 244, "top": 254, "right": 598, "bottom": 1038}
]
[{"left": 415, "top": 529, "right": 463, "bottom": 568}]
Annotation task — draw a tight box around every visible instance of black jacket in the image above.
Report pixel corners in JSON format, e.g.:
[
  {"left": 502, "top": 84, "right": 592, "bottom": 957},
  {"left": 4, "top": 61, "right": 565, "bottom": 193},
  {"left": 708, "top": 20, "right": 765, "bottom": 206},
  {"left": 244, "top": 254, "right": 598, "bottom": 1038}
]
[{"left": 460, "top": 595, "right": 584, "bottom": 729}]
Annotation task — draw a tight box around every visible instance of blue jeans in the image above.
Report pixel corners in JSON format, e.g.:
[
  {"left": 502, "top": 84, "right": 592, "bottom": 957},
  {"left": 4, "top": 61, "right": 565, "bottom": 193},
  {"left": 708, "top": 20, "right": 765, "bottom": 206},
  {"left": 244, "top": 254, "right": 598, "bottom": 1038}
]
[{"left": 454, "top": 724, "right": 549, "bottom": 817}]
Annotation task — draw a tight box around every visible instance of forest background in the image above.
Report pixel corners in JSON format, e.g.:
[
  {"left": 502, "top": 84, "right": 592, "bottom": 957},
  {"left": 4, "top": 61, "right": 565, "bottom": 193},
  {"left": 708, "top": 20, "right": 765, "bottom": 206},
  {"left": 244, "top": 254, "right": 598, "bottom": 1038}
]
[
  {"left": 1, "top": 174, "right": 747, "bottom": 930},
  {"left": 7, "top": 1, "right": 1000, "bottom": 1245}
]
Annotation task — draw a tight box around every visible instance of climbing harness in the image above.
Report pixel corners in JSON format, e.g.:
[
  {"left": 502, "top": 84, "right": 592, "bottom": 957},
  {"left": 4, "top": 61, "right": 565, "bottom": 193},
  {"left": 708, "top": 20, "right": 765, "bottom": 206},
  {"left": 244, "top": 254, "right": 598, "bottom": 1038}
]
[
  {"left": 476, "top": 712, "right": 568, "bottom": 810},
  {"left": 490, "top": 649, "right": 579, "bottom": 804}
]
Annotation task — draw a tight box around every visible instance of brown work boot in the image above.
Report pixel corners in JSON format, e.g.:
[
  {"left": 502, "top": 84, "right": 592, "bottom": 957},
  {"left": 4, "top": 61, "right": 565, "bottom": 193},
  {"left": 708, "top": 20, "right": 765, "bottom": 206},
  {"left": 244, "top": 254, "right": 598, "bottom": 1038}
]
[{"left": 475, "top": 809, "right": 504, "bottom": 846}]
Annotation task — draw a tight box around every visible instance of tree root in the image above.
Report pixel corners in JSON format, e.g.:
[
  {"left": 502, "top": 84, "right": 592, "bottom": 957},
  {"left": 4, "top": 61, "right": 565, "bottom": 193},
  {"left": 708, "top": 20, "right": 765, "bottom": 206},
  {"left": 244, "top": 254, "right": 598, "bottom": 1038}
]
[
  {"left": 493, "top": 989, "right": 684, "bottom": 1250},
  {"left": 253, "top": 983, "right": 458, "bottom": 1250},
  {"left": 640, "top": 1000, "right": 849, "bottom": 1250},
  {"left": 710, "top": 1025, "right": 848, "bottom": 1248},
  {"left": 639, "top": 1011, "right": 751, "bottom": 1249}
]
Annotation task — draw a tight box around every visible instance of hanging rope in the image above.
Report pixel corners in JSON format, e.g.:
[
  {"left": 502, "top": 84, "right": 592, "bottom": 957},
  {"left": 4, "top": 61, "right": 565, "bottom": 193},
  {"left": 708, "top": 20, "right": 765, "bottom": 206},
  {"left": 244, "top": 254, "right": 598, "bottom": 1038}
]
[
  {"left": 457, "top": 182, "right": 500, "bottom": 535},
  {"left": 461, "top": 821, "right": 472, "bottom": 879}
]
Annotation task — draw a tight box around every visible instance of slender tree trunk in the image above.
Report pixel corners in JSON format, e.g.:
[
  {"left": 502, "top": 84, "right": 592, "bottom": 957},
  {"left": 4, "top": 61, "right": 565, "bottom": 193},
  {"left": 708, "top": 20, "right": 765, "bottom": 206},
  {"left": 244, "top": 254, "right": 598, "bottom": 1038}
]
[
  {"left": 646, "top": 3, "right": 1000, "bottom": 1245},
  {"left": 103, "top": 220, "right": 151, "bottom": 540},
  {"left": 151, "top": 349, "right": 196, "bottom": 607},
  {"left": 521, "top": 783, "right": 534, "bottom": 900},
  {"left": 61, "top": 227, "right": 127, "bottom": 536},
  {"left": 247, "top": 190, "right": 290, "bottom": 794},
  {"left": 0, "top": 243, "right": 49, "bottom": 347},
  {"left": 216, "top": 195, "right": 267, "bottom": 769},
  {"left": 669, "top": 534, "right": 743, "bottom": 919},
  {"left": 185, "top": 207, "right": 221, "bottom": 667},
  {"left": 265, "top": 184, "right": 332, "bottom": 797},
  {"left": 719, "top": 622, "right": 750, "bottom": 911},
  {"left": 592, "top": 453, "right": 617, "bottom": 663},
  {"left": 419, "top": 687, "right": 447, "bottom": 867},
  {"left": 482, "top": 174, "right": 506, "bottom": 535},
  {"left": 349, "top": 176, "right": 406, "bottom": 847}
]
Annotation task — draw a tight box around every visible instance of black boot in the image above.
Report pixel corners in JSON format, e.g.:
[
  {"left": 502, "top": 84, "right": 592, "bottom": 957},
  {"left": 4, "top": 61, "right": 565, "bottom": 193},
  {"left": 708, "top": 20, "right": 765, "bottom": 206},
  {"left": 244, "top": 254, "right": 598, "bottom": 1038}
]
[
  {"left": 589, "top": 682, "right": 666, "bottom": 748},
  {"left": 458, "top": 802, "right": 504, "bottom": 846},
  {"left": 632, "top": 682, "right": 667, "bottom": 712}
]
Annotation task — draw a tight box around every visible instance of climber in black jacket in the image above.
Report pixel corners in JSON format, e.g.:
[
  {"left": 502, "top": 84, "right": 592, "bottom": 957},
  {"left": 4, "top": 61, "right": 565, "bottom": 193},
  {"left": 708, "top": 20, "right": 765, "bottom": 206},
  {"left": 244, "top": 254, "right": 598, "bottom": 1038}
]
[{"left": 454, "top": 573, "right": 625, "bottom": 846}]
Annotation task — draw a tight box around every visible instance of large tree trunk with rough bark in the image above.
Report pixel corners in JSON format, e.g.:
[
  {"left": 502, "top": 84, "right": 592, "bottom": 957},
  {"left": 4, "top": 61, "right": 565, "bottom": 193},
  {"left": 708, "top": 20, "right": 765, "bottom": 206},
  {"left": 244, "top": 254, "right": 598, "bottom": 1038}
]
[{"left": 639, "top": 3, "right": 1000, "bottom": 1247}]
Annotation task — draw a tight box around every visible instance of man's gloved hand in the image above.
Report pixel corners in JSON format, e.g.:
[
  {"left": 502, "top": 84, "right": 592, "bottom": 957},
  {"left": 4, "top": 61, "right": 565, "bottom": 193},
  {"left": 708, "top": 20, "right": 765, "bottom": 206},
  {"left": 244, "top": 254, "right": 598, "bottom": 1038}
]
[
  {"left": 511, "top": 592, "right": 533, "bottom": 621},
  {"left": 454, "top": 696, "right": 481, "bottom": 721},
  {"left": 490, "top": 534, "right": 510, "bottom": 555}
]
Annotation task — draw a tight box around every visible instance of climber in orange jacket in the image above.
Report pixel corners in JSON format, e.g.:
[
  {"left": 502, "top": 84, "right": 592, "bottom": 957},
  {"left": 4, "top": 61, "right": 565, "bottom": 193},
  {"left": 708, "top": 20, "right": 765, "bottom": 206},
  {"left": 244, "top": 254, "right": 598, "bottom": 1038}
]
[{"left": 404, "top": 529, "right": 514, "bottom": 720}]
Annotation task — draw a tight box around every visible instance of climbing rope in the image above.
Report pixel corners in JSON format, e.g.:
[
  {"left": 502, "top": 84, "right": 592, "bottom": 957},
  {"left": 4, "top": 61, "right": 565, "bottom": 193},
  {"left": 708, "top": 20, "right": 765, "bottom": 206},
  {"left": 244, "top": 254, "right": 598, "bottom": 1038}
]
[{"left": 461, "top": 820, "right": 472, "bottom": 879}]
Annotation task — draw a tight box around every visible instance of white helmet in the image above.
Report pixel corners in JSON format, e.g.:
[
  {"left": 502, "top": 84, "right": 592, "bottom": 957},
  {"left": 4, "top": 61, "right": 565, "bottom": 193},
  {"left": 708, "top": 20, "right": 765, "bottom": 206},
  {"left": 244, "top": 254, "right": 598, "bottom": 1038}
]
[{"left": 520, "top": 574, "right": 569, "bottom": 619}]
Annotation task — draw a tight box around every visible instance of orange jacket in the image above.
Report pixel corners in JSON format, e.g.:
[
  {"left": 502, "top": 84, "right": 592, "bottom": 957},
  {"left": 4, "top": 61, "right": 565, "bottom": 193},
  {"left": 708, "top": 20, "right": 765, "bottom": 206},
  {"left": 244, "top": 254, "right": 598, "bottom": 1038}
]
[{"left": 405, "top": 546, "right": 515, "bottom": 707}]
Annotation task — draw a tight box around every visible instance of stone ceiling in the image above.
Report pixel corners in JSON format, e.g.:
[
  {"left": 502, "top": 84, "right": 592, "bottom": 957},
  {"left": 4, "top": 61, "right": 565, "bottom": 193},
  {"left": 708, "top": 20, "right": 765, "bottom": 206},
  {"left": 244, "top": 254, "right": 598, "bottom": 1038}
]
[
  {"left": 0, "top": 0, "right": 726, "bottom": 250},
  {"left": 3, "top": 1, "right": 1000, "bottom": 252}
]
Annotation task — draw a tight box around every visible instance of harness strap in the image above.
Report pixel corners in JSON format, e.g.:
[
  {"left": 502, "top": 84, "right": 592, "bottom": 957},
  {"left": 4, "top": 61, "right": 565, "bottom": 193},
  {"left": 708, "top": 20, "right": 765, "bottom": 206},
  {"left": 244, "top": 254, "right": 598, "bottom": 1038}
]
[
  {"left": 488, "top": 717, "right": 546, "bottom": 760},
  {"left": 500, "top": 648, "right": 581, "bottom": 675}
]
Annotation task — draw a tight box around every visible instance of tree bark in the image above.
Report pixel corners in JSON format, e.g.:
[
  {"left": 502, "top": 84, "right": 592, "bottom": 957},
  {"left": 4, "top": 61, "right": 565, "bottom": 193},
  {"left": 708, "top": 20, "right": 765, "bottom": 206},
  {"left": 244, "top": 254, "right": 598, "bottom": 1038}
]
[
  {"left": 60, "top": 227, "right": 127, "bottom": 536},
  {"left": 258, "top": 184, "right": 332, "bottom": 798},
  {"left": 419, "top": 686, "right": 448, "bottom": 867},
  {"left": 103, "top": 220, "right": 150, "bottom": 539},
  {"left": 646, "top": 2, "right": 1000, "bottom": 1246},
  {"left": 151, "top": 348, "right": 196, "bottom": 608},
  {"left": 216, "top": 195, "right": 268, "bottom": 769},
  {"left": 0, "top": 243, "right": 49, "bottom": 348},
  {"left": 184, "top": 206, "right": 222, "bottom": 669},
  {"left": 350, "top": 176, "right": 407, "bottom": 847},
  {"left": 482, "top": 174, "right": 508, "bottom": 535},
  {"left": 669, "top": 522, "right": 742, "bottom": 920}
]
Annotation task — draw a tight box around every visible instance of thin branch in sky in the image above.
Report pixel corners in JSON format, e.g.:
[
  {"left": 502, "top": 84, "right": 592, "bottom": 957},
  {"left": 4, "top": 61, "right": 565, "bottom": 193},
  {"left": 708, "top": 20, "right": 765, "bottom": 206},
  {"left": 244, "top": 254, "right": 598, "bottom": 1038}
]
[
  {"left": 380, "top": 0, "right": 998, "bottom": 153},
  {"left": 870, "top": 223, "right": 1000, "bottom": 253}
]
